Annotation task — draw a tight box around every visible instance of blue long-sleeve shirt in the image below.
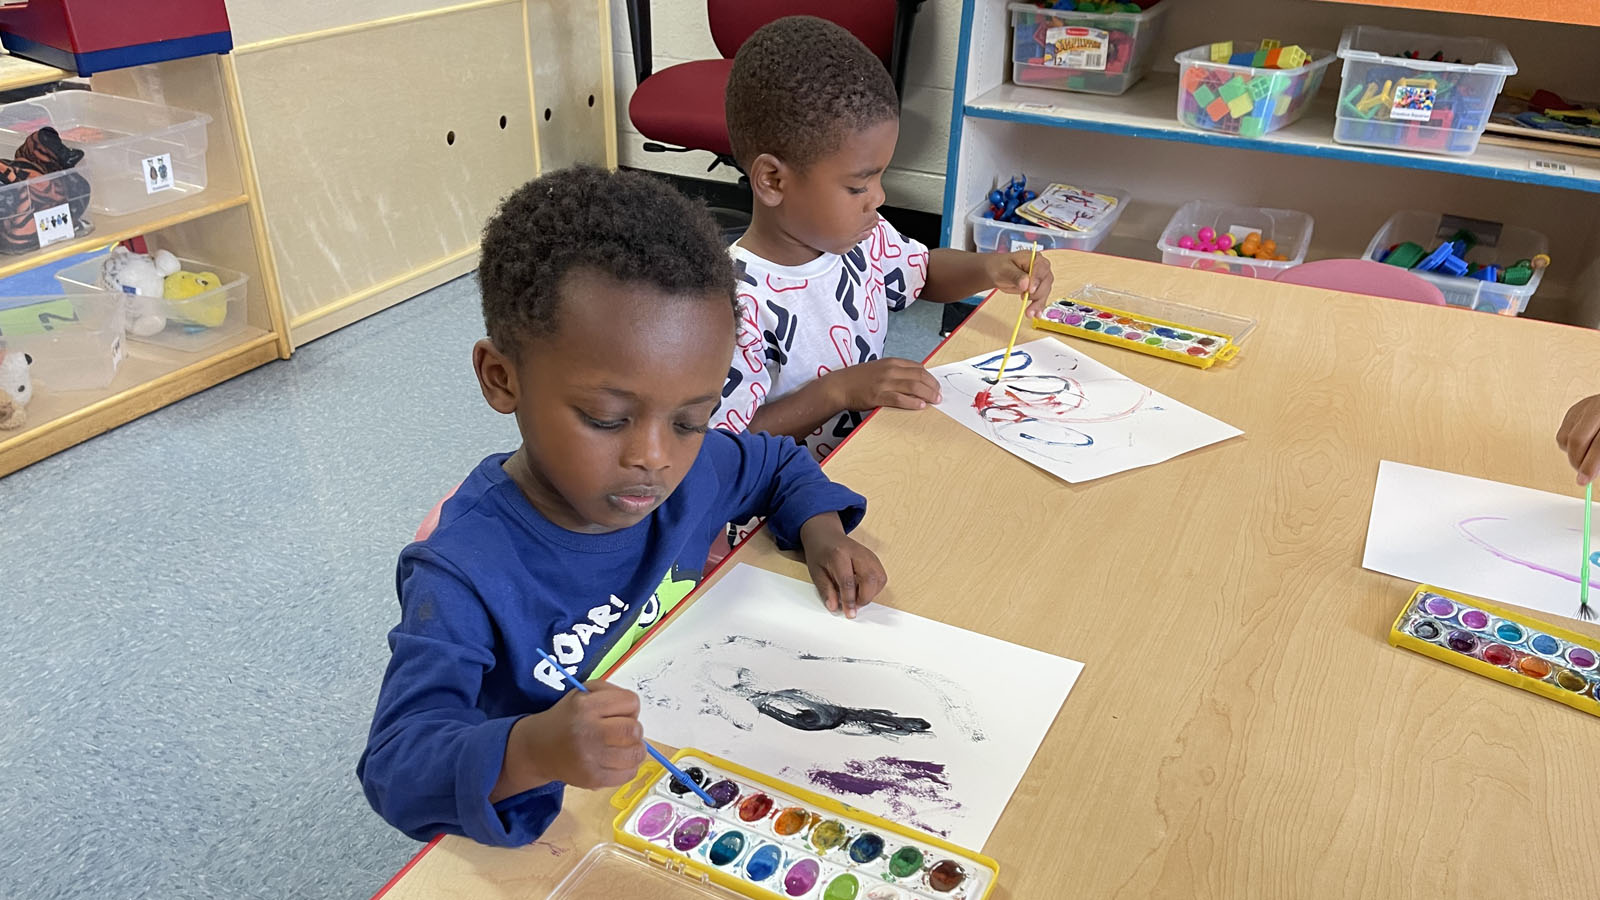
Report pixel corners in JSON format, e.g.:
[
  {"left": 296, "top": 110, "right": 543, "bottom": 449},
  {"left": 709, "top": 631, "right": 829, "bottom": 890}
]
[{"left": 357, "top": 429, "right": 866, "bottom": 847}]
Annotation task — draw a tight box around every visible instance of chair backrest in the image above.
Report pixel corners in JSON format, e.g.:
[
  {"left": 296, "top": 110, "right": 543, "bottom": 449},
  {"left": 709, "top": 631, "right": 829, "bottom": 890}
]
[
  {"left": 1273, "top": 258, "right": 1449, "bottom": 306},
  {"left": 707, "top": 0, "right": 897, "bottom": 63},
  {"left": 413, "top": 484, "right": 460, "bottom": 542}
]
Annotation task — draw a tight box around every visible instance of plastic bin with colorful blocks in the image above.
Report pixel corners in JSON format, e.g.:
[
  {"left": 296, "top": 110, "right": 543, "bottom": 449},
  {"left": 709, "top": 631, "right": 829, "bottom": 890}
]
[
  {"left": 1175, "top": 40, "right": 1334, "bottom": 137},
  {"left": 1009, "top": 0, "right": 1169, "bottom": 96},
  {"left": 1364, "top": 210, "right": 1548, "bottom": 315},
  {"left": 1334, "top": 25, "right": 1516, "bottom": 157}
]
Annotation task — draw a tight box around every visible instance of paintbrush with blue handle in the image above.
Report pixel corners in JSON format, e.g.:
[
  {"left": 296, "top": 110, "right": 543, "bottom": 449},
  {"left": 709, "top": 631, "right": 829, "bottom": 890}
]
[{"left": 532, "top": 645, "right": 716, "bottom": 805}]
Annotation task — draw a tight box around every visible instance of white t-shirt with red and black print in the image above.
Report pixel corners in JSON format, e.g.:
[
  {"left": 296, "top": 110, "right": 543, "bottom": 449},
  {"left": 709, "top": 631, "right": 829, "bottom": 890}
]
[{"left": 715, "top": 215, "right": 930, "bottom": 462}]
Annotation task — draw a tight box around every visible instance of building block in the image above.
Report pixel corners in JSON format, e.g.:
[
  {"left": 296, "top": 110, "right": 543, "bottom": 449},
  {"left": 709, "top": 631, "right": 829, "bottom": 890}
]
[
  {"left": 1275, "top": 45, "right": 1308, "bottom": 68},
  {"left": 1193, "top": 84, "right": 1218, "bottom": 107},
  {"left": 1239, "top": 116, "right": 1267, "bottom": 137},
  {"left": 1252, "top": 49, "right": 1268, "bottom": 67},
  {"left": 1206, "top": 96, "right": 1230, "bottom": 120},
  {"left": 1247, "top": 76, "right": 1273, "bottom": 100},
  {"left": 1183, "top": 64, "right": 1206, "bottom": 91},
  {"left": 1229, "top": 51, "right": 1255, "bottom": 66},
  {"left": 1209, "top": 41, "right": 1232, "bottom": 63},
  {"left": 1259, "top": 38, "right": 1281, "bottom": 50}
]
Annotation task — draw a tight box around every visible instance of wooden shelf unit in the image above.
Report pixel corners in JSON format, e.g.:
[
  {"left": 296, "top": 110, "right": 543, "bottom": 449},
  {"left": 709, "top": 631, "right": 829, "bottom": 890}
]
[
  {"left": 0, "top": 53, "right": 290, "bottom": 478},
  {"left": 942, "top": 0, "right": 1600, "bottom": 327}
]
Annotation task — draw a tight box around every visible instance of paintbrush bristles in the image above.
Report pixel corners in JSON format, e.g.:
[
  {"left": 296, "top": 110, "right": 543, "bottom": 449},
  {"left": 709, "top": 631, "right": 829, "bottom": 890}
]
[{"left": 990, "top": 244, "right": 1038, "bottom": 386}]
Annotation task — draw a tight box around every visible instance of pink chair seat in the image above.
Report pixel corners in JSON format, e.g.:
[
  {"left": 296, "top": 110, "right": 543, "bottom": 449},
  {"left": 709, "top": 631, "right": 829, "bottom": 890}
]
[{"left": 1273, "top": 258, "right": 1448, "bottom": 306}]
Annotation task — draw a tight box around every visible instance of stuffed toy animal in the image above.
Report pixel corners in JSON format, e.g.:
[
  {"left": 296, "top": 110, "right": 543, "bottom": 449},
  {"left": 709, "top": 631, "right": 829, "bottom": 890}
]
[
  {"left": 164, "top": 269, "right": 226, "bottom": 328},
  {"left": 99, "top": 246, "right": 180, "bottom": 336},
  {"left": 0, "top": 347, "right": 33, "bottom": 430}
]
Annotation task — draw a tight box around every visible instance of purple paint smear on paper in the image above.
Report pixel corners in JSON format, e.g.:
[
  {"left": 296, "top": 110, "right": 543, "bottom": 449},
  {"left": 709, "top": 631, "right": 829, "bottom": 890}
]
[
  {"left": 1457, "top": 516, "right": 1600, "bottom": 587},
  {"left": 803, "top": 756, "right": 962, "bottom": 836}
]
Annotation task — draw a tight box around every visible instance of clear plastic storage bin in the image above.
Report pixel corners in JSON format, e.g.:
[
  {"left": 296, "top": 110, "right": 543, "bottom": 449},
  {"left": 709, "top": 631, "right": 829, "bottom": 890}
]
[
  {"left": 0, "top": 166, "right": 94, "bottom": 255},
  {"left": 968, "top": 184, "right": 1130, "bottom": 254},
  {"left": 1010, "top": 1, "right": 1170, "bottom": 96},
  {"left": 0, "top": 91, "right": 212, "bottom": 216},
  {"left": 1175, "top": 42, "right": 1334, "bottom": 137},
  {"left": 55, "top": 254, "right": 248, "bottom": 352},
  {"left": 0, "top": 291, "right": 124, "bottom": 391},
  {"left": 1363, "top": 210, "right": 1547, "bottom": 314},
  {"left": 1157, "top": 200, "right": 1314, "bottom": 279},
  {"left": 1333, "top": 25, "right": 1516, "bottom": 156}
]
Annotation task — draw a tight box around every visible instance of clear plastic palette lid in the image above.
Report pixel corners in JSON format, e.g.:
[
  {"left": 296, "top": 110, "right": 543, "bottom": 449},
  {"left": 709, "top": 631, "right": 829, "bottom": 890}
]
[
  {"left": 548, "top": 843, "right": 736, "bottom": 899},
  {"left": 1060, "top": 283, "right": 1259, "bottom": 345}
]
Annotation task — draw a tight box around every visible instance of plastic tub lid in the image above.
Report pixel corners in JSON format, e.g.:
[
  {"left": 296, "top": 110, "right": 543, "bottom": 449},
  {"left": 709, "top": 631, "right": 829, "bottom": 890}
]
[
  {"left": 1335, "top": 25, "right": 1516, "bottom": 76},
  {"left": 1008, "top": 0, "right": 1166, "bottom": 21}
]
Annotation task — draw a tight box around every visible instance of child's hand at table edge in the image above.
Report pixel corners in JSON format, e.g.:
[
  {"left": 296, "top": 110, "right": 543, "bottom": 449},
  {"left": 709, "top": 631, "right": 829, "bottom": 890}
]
[
  {"left": 799, "top": 512, "right": 886, "bottom": 620},
  {"left": 493, "top": 681, "right": 646, "bottom": 801},
  {"left": 985, "top": 249, "right": 1056, "bottom": 318},
  {"left": 824, "top": 357, "right": 941, "bottom": 411},
  {"left": 1558, "top": 394, "right": 1600, "bottom": 485}
]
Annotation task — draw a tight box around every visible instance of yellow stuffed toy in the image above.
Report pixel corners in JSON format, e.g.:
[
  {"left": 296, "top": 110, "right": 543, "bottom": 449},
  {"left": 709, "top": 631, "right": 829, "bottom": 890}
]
[{"left": 163, "top": 269, "right": 226, "bottom": 328}]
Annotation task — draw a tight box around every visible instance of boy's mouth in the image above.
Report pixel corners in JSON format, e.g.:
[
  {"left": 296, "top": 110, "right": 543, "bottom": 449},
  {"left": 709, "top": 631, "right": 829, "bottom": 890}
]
[{"left": 607, "top": 485, "right": 665, "bottom": 515}]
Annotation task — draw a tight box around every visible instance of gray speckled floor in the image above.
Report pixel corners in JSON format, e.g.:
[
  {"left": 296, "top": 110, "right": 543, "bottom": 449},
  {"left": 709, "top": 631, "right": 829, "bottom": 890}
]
[{"left": 0, "top": 274, "right": 944, "bottom": 900}]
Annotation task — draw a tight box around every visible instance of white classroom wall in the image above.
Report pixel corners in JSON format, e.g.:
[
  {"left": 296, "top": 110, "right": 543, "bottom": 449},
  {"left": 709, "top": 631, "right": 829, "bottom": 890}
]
[{"left": 606, "top": 0, "right": 962, "bottom": 212}]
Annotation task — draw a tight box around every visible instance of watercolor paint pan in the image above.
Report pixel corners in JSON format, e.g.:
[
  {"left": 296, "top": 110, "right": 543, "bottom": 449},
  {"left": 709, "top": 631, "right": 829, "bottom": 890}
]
[
  {"left": 553, "top": 748, "right": 999, "bottom": 900},
  {"left": 1390, "top": 584, "right": 1600, "bottom": 717},
  {"left": 1032, "top": 283, "right": 1256, "bottom": 370}
]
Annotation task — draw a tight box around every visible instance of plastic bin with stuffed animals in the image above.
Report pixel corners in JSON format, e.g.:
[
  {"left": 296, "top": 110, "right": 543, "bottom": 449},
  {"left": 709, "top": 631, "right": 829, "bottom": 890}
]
[
  {"left": 1363, "top": 210, "right": 1547, "bottom": 314},
  {"left": 1010, "top": 1, "right": 1170, "bottom": 96},
  {"left": 0, "top": 91, "right": 212, "bottom": 216},
  {"left": 1333, "top": 25, "right": 1516, "bottom": 156},
  {"left": 1175, "top": 41, "right": 1335, "bottom": 137},
  {"left": 1157, "top": 200, "right": 1314, "bottom": 279},
  {"left": 968, "top": 182, "right": 1130, "bottom": 254},
  {"left": 55, "top": 254, "right": 248, "bottom": 352},
  {"left": 0, "top": 164, "right": 95, "bottom": 255},
  {"left": 0, "top": 290, "right": 125, "bottom": 391}
]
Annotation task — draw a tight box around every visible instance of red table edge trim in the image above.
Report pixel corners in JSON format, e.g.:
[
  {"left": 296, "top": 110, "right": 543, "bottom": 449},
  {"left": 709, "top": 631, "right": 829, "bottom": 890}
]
[{"left": 370, "top": 835, "right": 443, "bottom": 900}]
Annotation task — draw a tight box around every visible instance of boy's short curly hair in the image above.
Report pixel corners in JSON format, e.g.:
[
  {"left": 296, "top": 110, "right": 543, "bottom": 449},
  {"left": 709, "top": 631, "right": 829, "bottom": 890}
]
[
  {"left": 478, "top": 166, "right": 736, "bottom": 354},
  {"left": 724, "top": 16, "right": 899, "bottom": 171}
]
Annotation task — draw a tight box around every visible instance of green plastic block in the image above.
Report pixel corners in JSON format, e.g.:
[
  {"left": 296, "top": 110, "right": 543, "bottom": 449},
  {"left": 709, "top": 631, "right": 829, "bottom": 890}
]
[
  {"left": 1193, "top": 84, "right": 1218, "bottom": 107},
  {"left": 1252, "top": 49, "right": 1268, "bottom": 67},
  {"left": 1239, "top": 116, "right": 1267, "bottom": 138},
  {"left": 1217, "top": 76, "right": 1248, "bottom": 102},
  {"left": 1247, "top": 77, "right": 1273, "bottom": 100}
]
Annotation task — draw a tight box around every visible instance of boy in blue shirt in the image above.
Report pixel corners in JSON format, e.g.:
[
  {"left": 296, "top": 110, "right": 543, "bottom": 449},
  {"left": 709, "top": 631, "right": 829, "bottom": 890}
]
[{"left": 358, "top": 166, "right": 885, "bottom": 847}]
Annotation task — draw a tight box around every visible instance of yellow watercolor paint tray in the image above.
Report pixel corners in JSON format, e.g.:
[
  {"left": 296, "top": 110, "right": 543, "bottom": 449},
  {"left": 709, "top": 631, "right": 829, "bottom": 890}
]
[
  {"left": 1390, "top": 584, "right": 1600, "bottom": 717},
  {"left": 1031, "top": 283, "right": 1255, "bottom": 369},
  {"left": 547, "top": 748, "right": 998, "bottom": 900}
]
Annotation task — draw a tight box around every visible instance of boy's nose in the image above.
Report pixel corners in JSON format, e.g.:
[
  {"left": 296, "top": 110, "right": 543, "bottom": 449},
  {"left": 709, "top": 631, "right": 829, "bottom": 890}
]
[{"left": 622, "top": 422, "right": 672, "bottom": 472}]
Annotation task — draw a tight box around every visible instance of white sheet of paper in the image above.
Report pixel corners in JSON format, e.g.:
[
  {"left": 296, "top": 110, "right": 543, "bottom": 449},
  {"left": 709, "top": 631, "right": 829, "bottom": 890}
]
[
  {"left": 927, "top": 338, "right": 1242, "bottom": 483},
  {"left": 1362, "top": 460, "right": 1595, "bottom": 621},
  {"left": 611, "top": 564, "right": 1084, "bottom": 848}
]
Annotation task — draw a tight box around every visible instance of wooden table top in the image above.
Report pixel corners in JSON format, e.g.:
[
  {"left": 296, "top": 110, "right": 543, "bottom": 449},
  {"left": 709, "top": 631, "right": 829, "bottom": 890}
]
[{"left": 374, "top": 253, "right": 1600, "bottom": 899}]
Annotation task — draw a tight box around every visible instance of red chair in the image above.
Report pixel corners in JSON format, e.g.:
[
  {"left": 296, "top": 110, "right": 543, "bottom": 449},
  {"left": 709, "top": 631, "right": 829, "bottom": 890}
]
[
  {"left": 1273, "top": 259, "right": 1449, "bottom": 306},
  {"left": 623, "top": 0, "right": 923, "bottom": 175}
]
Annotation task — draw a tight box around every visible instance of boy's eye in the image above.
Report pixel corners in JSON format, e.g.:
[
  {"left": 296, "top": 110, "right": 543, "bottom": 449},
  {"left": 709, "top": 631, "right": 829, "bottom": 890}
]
[
  {"left": 582, "top": 413, "right": 625, "bottom": 430},
  {"left": 675, "top": 420, "right": 710, "bottom": 435},
  {"left": 847, "top": 186, "right": 868, "bottom": 195}
]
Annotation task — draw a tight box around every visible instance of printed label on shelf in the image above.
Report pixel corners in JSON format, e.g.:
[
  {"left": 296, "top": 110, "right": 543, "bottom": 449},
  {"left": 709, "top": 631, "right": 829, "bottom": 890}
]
[
  {"left": 1529, "top": 158, "right": 1574, "bottom": 176},
  {"left": 142, "top": 153, "right": 174, "bottom": 193},
  {"left": 1389, "top": 81, "right": 1436, "bottom": 122},
  {"left": 1044, "top": 26, "right": 1108, "bottom": 71},
  {"left": 34, "top": 203, "right": 73, "bottom": 248},
  {"left": 1011, "top": 238, "right": 1040, "bottom": 252}
]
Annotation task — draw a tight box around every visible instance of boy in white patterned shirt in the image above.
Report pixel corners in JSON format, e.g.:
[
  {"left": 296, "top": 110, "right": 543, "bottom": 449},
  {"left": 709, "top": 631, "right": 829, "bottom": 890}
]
[{"left": 714, "top": 15, "right": 1055, "bottom": 462}]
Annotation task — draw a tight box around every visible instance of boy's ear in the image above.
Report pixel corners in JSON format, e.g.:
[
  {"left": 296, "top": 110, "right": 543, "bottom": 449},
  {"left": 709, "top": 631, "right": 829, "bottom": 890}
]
[
  {"left": 473, "top": 338, "right": 521, "bottom": 415},
  {"left": 747, "top": 153, "right": 787, "bottom": 208}
]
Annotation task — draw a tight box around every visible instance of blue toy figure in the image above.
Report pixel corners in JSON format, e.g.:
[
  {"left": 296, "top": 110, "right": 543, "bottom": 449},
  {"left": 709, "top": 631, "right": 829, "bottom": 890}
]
[{"left": 984, "top": 175, "right": 1038, "bottom": 225}]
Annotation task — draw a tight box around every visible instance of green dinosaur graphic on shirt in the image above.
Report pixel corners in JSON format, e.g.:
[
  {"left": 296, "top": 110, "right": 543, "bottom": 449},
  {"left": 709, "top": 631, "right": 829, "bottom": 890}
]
[{"left": 590, "top": 564, "right": 700, "bottom": 676}]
